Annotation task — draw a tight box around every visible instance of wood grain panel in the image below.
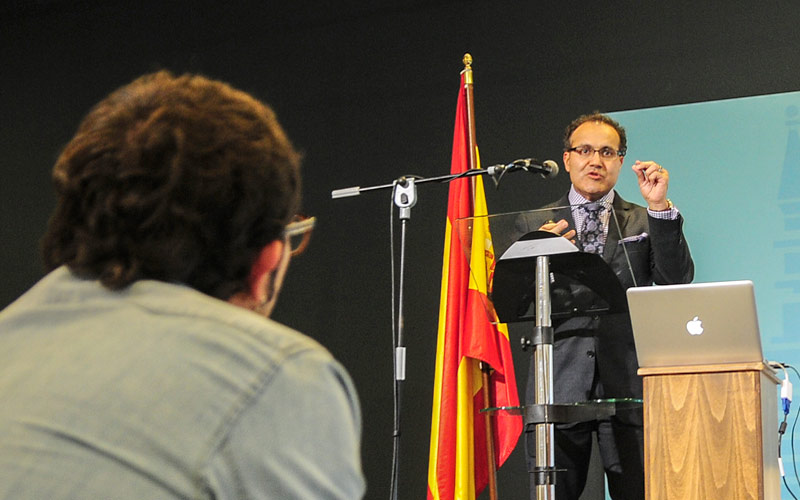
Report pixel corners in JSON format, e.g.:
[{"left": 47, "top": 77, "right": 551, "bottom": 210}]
[{"left": 643, "top": 370, "right": 764, "bottom": 500}]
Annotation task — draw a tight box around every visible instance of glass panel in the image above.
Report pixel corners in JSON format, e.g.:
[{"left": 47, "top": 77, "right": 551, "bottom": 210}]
[
  {"left": 480, "top": 398, "right": 644, "bottom": 425},
  {"left": 453, "top": 205, "right": 636, "bottom": 325}
]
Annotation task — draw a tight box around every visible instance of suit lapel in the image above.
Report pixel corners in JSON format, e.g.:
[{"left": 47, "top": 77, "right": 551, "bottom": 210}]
[{"left": 602, "top": 192, "right": 632, "bottom": 262}]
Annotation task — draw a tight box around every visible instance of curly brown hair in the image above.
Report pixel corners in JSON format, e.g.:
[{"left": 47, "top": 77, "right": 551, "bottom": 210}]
[
  {"left": 41, "top": 71, "right": 302, "bottom": 300},
  {"left": 562, "top": 112, "right": 627, "bottom": 156}
]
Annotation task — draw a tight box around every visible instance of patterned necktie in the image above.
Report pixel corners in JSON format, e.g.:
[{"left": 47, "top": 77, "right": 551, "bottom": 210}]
[{"left": 579, "top": 203, "right": 604, "bottom": 254}]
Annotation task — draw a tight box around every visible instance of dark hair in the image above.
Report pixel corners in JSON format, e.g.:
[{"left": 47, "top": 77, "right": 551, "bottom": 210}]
[
  {"left": 562, "top": 112, "right": 627, "bottom": 155},
  {"left": 41, "top": 71, "right": 302, "bottom": 300}
]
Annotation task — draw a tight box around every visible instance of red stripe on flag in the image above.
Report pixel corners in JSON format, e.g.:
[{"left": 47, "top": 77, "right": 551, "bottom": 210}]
[{"left": 427, "top": 69, "right": 522, "bottom": 500}]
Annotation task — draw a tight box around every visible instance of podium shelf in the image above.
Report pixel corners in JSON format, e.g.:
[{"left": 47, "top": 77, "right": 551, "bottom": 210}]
[{"left": 482, "top": 398, "right": 642, "bottom": 425}]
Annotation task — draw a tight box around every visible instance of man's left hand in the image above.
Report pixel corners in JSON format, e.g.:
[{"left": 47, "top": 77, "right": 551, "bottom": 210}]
[{"left": 632, "top": 160, "right": 670, "bottom": 210}]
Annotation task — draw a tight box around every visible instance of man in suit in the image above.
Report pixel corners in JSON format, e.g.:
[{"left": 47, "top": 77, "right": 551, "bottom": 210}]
[{"left": 515, "top": 112, "right": 694, "bottom": 500}]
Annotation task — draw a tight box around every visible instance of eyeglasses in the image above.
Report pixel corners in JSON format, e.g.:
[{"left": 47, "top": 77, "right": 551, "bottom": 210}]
[
  {"left": 567, "top": 145, "right": 625, "bottom": 159},
  {"left": 284, "top": 215, "right": 316, "bottom": 257}
]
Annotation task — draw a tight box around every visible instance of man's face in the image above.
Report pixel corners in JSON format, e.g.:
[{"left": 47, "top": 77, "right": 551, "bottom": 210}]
[{"left": 563, "top": 121, "right": 624, "bottom": 201}]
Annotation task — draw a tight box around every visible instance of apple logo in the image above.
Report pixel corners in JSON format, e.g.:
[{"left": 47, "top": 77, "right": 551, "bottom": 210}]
[{"left": 686, "top": 316, "right": 704, "bottom": 336}]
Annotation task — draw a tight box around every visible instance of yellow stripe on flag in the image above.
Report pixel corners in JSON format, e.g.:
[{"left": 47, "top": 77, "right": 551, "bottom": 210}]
[{"left": 428, "top": 67, "right": 522, "bottom": 500}]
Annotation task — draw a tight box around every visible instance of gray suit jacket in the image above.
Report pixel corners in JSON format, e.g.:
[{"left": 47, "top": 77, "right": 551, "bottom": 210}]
[{"left": 514, "top": 191, "right": 694, "bottom": 418}]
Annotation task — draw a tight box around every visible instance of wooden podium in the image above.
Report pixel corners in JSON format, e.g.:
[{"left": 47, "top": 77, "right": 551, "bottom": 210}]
[{"left": 638, "top": 362, "right": 781, "bottom": 500}]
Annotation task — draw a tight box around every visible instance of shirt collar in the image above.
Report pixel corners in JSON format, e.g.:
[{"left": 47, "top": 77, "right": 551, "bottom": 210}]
[{"left": 568, "top": 186, "right": 615, "bottom": 209}]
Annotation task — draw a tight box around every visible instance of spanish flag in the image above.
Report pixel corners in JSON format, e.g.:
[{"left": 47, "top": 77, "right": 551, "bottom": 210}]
[{"left": 427, "top": 65, "right": 522, "bottom": 500}]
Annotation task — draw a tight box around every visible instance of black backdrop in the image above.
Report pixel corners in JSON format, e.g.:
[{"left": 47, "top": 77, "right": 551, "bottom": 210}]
[{"left": 3, "top": 2, "right": 800, "bottom": 498}]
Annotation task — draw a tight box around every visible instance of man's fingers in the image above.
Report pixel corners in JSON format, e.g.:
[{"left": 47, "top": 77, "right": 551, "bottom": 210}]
[{"left": 539, "top": 219, "right": 569, "bottom": 234}]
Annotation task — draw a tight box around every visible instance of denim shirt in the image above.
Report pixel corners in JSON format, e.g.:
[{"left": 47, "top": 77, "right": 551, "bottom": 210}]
[{"left": 0, "top": 267, "right": 365, "bottom": 499}]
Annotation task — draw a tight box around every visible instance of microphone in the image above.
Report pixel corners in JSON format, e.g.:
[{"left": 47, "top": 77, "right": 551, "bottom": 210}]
[
  {"left": 487, "top": 158, "right": 559, "bottom": 179},
  {"left": 518, "top": 158, "right": 559, "bottom": 178}
]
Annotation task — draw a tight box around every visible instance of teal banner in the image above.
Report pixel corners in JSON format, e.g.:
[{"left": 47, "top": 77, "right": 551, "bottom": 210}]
[{"left": 611, "top": 91, "right": 800, "bottom": 497}]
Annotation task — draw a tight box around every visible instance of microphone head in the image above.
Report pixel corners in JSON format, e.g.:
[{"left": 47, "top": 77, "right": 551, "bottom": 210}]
[{"left": 543, "top": 160, "right": 559, "bottom": 178}]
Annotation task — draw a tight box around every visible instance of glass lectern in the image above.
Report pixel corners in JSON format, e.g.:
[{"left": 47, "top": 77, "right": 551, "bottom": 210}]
[{"left": 452, "top": 206, "right": 643, "bottom": 500}]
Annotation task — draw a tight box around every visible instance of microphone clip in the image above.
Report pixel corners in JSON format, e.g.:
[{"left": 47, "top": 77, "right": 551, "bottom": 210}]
[{"left": 487, "top": 158, "right": 540, "bottom": 188}]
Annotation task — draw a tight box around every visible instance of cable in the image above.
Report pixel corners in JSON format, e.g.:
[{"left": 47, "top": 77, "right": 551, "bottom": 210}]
[
  {"left": 770, "top": 361, "right": 800, "bottom": 499},
  {"left": 388, "top": 183, "right": 399, "bottom": 500},
  {"left": 778, "top": 391, "right": 797, "bottom": 498},
  {"left": 787, "top": 364, "right": 800, "bottom": 495},
  {"left": 787, "top": 477, "right": 799, "bottom": 500},
  {"left": 774, "top": 362, "right": 794, "bottom": 498}
]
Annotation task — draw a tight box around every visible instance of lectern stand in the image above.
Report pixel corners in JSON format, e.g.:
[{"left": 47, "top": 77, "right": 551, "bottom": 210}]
[
  {"left": 490, "top": 230, "right": 634, "bottom": 500},
  {"left": 638, "top": 362, "right": 780, "bottom": 500},
  {"left": 454, "top": 208, "right": 639, "bottom": 500}
]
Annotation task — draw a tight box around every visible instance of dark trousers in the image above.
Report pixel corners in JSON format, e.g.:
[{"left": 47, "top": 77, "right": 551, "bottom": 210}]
[{"left": 527, "top": 418, "right": 644, "bottom": 500}]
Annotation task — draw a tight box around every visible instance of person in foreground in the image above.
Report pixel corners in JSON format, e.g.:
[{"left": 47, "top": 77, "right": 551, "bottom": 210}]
[
  {"left": 515, "top": 113, "right": 694, "bottom": 500},
  {"left": 0, "top": 71, "right": 365, "bottom": 499}
]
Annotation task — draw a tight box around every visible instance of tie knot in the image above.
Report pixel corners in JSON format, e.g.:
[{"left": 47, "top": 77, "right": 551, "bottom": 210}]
[{"left": 580, "top": 202, "right": 603, "bottom": 216}]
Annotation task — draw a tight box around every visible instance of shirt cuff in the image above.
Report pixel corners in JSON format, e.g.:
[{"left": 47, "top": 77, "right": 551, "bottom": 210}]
[{"left": 647, "top": 206, "right": 679, "bottom": 220}]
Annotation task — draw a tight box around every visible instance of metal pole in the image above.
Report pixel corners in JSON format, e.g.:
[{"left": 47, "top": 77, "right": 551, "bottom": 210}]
[{"left": 533, "top": 255, "right": 555, "bottom": 500}]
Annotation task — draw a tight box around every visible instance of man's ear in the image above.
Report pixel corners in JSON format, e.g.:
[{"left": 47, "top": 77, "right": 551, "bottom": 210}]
[{"left": 247, "top": 239, "right": 285, "bottom": 303}]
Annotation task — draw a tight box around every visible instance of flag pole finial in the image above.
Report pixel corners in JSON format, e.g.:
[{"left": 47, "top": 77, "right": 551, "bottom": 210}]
[{"left": 462, "top": 53, "right": 473, "bottom": 84}]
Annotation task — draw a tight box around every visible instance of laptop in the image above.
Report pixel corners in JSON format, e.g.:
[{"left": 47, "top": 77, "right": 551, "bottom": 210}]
[{"left": 626, "top": 280, "right": 766, "bottom": 368}]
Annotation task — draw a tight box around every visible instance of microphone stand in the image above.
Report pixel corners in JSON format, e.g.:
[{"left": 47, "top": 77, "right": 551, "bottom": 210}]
[
  {"left": 331, "top": 159, "right": 553, "bottom": 200},
  {"left": 332, "top": 166, "right": 490, "bottom": 200},
  {"left": 331, "top": 159, "right": 550, "bottom": 499}
]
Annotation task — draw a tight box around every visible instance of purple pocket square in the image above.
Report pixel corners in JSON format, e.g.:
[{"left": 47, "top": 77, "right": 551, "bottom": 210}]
[{"left": 618, "top": 232, "right": 649, "bottom": 244}]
